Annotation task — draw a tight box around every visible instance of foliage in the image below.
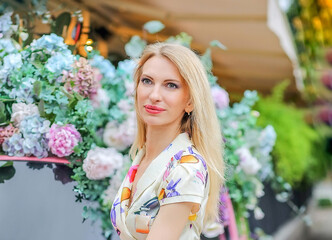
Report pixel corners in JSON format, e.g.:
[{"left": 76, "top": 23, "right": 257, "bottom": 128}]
[{"left": 254, "top": 80, "right": 329, "bottom": 186}]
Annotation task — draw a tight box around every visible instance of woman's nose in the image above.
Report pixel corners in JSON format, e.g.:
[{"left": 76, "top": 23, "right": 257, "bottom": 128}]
[{"left": 149, "top": 85, "right": 162, "bottom": 102}]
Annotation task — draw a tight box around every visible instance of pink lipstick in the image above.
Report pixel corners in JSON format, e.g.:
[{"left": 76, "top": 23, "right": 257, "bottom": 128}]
[{"left": 144, "top": 105, "right": 165, "bottom": 114}]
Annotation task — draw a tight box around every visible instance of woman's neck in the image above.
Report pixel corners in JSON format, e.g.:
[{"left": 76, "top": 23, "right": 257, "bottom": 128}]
[{"left": 144, "top": 125, "right": 181, "bottom": 163}]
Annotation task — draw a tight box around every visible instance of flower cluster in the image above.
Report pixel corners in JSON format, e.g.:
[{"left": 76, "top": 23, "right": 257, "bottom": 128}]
[
  {"left": 3, "top": 115, "right": 50, "bottom": 158},
  {"left": 83, "top": 147, "right": 124, "bottom": 180},
  {"left": 63, "top": 57, "right": 102, "bottom": 98},
  {"left": 0, "top": 124, "right": 19, "bottom": 145},
  {"left": 47, "top": 124, "right": 82, "bottom": 157},
  {"left": 11, "top": 103, "right": 39, "bottom": 127}
]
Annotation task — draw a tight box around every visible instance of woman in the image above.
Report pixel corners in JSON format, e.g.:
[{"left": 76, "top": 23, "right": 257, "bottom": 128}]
[{"left": 111, "top": 43, "right": 224, "bottom": 240}]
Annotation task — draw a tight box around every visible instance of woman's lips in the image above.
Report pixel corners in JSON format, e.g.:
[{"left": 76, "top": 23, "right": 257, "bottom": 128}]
[{"left": 144, "top": 105, "right": 165, "bottom": 114}]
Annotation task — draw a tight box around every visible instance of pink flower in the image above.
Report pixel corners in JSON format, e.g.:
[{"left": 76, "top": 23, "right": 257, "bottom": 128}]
[
  {"left": 0, "top": 124, "right": 19, "bottom": 145},
  {"left": 47, "top": 124, "right": 82, "bottom": 157},
  {"left": 211, "top": 86, "right": 229, "bottom": 110},
  {"left": 83, "top": 147, "right": 124, "bottom": 180},
  {"left": 63, "top": 57, "right": 102, "bottom": 98}
]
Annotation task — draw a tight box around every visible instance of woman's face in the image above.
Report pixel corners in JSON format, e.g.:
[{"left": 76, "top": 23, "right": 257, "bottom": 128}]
[{"left": 136, "top": 55, "right": 192, "bottom": 130}]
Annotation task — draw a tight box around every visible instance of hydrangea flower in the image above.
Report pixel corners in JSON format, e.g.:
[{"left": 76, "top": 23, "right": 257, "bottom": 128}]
[
  {"left": 63, "top": 57, "right": 102, "bottom": 98},
  {"left": 3, "top": 115, "right": 50, "bottom": 158},
  {"left": 2, "top": 133, "right": 25, "bottom": 157},
  {"left": 211, "top": 85, "right": 229, "bottom": 110},
  {"left": 3, "top": 53, "right": 22, "bottom": 70},
  {"left": 258, "top": 125, "right": 276, "bottom": 156},
  {"left": 30, "top": 33, "right": 68, "bottom": 53},
  {"left": 103, "top": 113, "right": 136, "bottom": 151},
  {"left": 0, "top": 39, "right": 17, "bottom": 57},
  {"left": 9, "top": 79, "right": 35, "bottom": 103},
  {"left": 11, "top": 102, "right": 40, "bottom": 127},
  {"left": 117, "top": 59, "right": 136, "bottom": 79},
  {"left": 0, "top": 10, "right": 13, "bottom": 38},
  {"left": 47, "top": 123, "right": 82, "bottom": 157},
  {"left": 45, "top": 52, "right": 74, "bottom": 75},
  {"left": 89, "top": 55, "right": 116, "bottom": 80},
  {"left": 83, "top": 147, "right": 124, "bottom": 180},
  {"left": 90, "top": 88, "right": 110, "bottom": 108},
  {"left": 236, "top": 147, "right": 261, "bottom": 175},
  {"left": 20, "top": 115, "right": 50, "bottom": 137}
]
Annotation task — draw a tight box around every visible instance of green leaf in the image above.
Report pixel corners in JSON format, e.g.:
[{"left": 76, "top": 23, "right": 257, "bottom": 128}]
[
  {"left": 0, "top": 161, "right": 13, "bottom": 168},
  {"left": 210, "top": 40, "right": 227, "bottom": 50},
  {"left": 200, "top": 48, "right": 212, "bottom": 72},
  {"left": 166, "top": 32, "right": 192, "bottom": 48},
  {"left": 143, "top": 20, "right": 165, "bottom": 34},
  {"left": 124, "top": 35, "right": 147, "bottom": 58},
  {"left": 0, "top": 101, "right": 6, "bottom": 124},
  {"left": 33, "top": 81, "right": 42, "bottom": 97},
  {"left": 38, "top": 100, "right": 45, "bottom": 117}
]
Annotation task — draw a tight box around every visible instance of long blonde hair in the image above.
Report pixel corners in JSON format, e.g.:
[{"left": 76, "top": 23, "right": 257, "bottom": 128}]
[{"left": 129, "top": 42, "right": 224, "bottom": 223}]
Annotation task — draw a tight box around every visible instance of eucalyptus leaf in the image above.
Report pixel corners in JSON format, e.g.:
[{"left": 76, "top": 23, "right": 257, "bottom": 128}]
[
  {"left": 210, "top": 40, "right": 227, "bottom": 50},
  {"left": 143, "top": 20, "right": 165, "bottom": 34},
  {"left": 200, "top": 48, "right": 212, "bottom": 72},
  {"left": 166, "top": 32, "right": 192, "bottom": 48},
  {"left": 124, "top": 36, "right": 147, "bottom": 58}
]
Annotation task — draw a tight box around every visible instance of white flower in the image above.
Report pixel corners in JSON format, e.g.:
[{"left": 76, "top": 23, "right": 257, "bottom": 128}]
[
  {"left": 117, "top": 99, "right": 133, "bottom": 114},
  {"left": 91, "top": 88, "right": 110, "bottom": 108},
  {"left": 255, "top": 180, "right": 265, "bottom": 198},
  {"left": 125, "top": 81, "right": 135, "bottom": 97},
  {"left": 202, "top": 221, "right": 224, "bottom": 238},
  {"left": 254, "top": 207, "right": 265, "bottom": 220},
  {"left": 83, "top": 147, "right": 123, "bottom": 180},
  {"left": 11, "top": 103, "right": 39, "bottom": 127},
  {"left": 236, "top": 147, "right": 261, "bottom": 175},
  {"left": 103, "top": 114, "right": 136, "bottom": 151}
]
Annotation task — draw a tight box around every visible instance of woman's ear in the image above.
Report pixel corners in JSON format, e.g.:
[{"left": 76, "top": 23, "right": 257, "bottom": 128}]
[{"left": 185, "top": 101, "right": 194, "bottom": 113}]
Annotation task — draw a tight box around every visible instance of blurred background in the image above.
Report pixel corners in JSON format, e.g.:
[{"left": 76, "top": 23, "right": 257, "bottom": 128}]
[{"left": 0, "top": 0, "right": 332, "bottom": 239}]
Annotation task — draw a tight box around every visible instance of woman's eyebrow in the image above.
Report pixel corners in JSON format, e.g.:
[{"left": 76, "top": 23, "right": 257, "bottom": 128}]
[
  {"left": 141, "top": 73, "right": 153, "bottom": 79},
  {"left": 141, "top": 73, "right": 181, "bottom": 83}
]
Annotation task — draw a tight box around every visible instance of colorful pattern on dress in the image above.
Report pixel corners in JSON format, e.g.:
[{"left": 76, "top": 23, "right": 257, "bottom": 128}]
[{"left": 187, "top": 146, "right": 207, "bottom": 170}]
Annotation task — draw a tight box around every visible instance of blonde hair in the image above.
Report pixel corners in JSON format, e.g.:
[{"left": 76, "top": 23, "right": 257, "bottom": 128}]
[{"left": 129, "top": 42, "right": 224, "bottom": 223}]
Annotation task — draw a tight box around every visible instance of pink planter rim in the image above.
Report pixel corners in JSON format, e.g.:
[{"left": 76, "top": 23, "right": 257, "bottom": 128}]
[{"left": 0, "top": 155, "right": 70, "bottom": 164}]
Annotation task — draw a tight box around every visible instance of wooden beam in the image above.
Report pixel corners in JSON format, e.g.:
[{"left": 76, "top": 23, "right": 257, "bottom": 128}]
[{"left": 99, "top": 0, "right": 266, "bottom": 22}]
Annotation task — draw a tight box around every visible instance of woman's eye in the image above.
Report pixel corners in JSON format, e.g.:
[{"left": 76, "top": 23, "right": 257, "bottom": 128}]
[
  {"left": 141, "top": 78, "right": 152, "bottom": 85},
  {"left": 166, "top": 83, "right": 178, "bottom": 89}
]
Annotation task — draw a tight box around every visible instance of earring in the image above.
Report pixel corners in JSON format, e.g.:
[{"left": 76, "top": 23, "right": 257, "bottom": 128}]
[{"left": 187, "top": 111, "right": 191, "bottom": 116}]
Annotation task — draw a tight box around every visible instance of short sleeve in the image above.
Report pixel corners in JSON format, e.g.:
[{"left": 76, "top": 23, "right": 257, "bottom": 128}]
[{"left": 158, "top": 154, "right": 208, "bottom": 206}]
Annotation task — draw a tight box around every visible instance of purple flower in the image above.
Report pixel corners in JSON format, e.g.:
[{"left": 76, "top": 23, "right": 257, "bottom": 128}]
[{"left": 211, "top": 85, "right": 229, "bottom": 110}]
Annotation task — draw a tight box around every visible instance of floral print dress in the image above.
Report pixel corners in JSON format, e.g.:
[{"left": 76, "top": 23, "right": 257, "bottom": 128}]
[{"left": 111, "top": 132, "right": 209, "bottom": 240}]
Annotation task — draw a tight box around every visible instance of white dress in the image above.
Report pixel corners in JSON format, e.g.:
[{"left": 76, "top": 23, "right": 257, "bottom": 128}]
[{"left": 111, "top": 133, "right": 209, "bottom": 240}]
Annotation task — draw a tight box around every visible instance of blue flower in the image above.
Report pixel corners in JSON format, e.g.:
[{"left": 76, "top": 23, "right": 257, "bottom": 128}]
[
  {"left": 2, "top": 133, "right": 25, "bottom": 157},
  {"left": 259, "top": 125, "right": 277, "bottom": 156},
  {"left": 3, "top": 53, "right": 22, "bottom": 69},
  {"left": 30, "top": 33, "right": 68, "bottom": 53},
  {"left": 0, "top": 39, "right": 17, "bottom": 57},
  {"left": 0, "top": 10, "right": 13, "bottom": 37},
  {"left": 46, "top": 52, "right": 74, "bottom": 74},
  {"left": 9, "top": 78, "right": 35, "bottom": 103},
  {"left": 117, "top": 59, "right": 136, "bottom": 79},
  {"left": 90, "top": 55, "right": 116, "bottom": 80}
]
